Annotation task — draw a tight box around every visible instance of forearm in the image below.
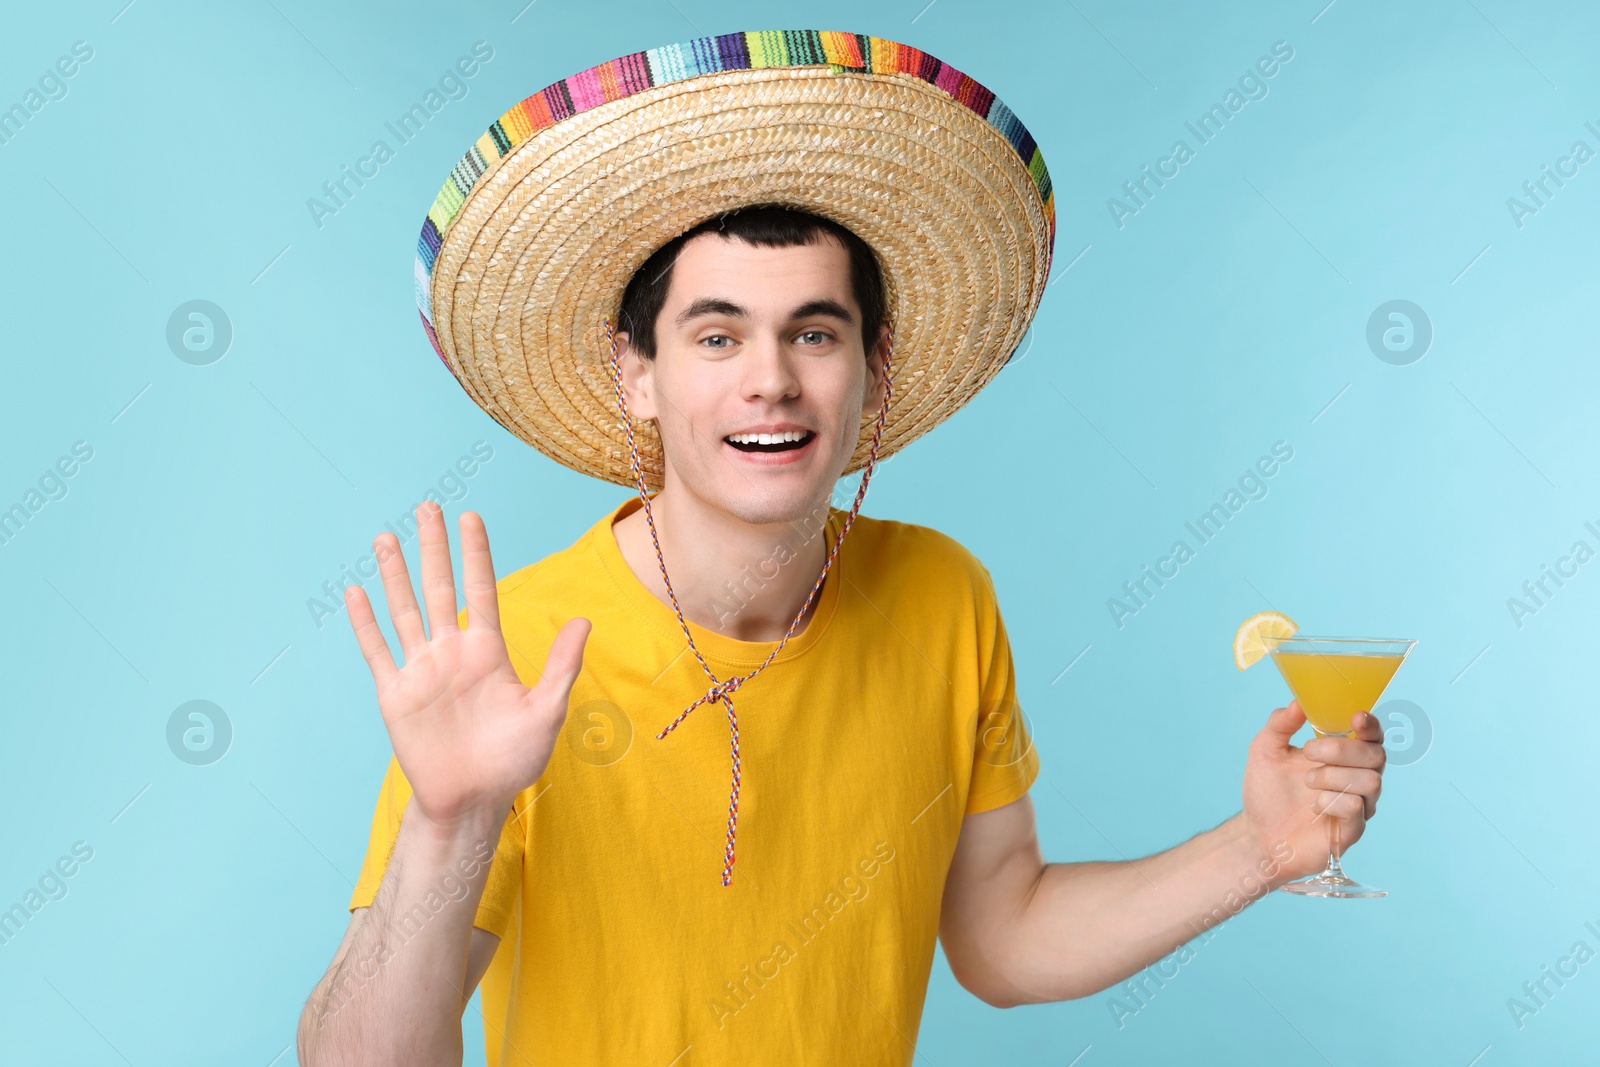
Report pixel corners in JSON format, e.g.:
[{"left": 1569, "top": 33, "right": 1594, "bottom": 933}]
[
  {"left": 298, "top": 804, "right": 503, "bottom": 1067},
  {"left": 1000, "top": 813, "right": 1293, "bottom": 1004}
]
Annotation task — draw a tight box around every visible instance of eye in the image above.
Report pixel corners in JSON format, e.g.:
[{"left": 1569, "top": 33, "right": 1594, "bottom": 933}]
[
  {"left": 699, "top": 334, "right": 735, "bottom": 350},
  {"left": 796, "top": 330, "right": 832, "bottom": 346}
]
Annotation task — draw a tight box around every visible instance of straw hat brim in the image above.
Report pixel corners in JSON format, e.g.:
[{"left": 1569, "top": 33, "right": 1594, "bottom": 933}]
[{"left": 416, "top": 30, "right": 1056, "bottom": 491}]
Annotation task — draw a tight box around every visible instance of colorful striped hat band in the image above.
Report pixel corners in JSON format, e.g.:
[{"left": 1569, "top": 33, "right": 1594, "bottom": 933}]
[
  {"left": 605, "top": 318, "right": 894, "bottom": 886},
  {"left": 415, "top": 28, "right": 1055, "bottom": 494}
]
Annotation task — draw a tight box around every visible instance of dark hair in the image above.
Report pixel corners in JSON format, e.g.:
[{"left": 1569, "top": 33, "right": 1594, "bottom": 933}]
[{"left": 616, "top": 203, "right": 886, "bottom": 361}]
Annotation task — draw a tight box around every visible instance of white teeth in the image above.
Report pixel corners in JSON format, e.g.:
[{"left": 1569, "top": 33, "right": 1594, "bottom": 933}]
[{"left": 727, "top": 430, "right": 809, "bottom": 444}]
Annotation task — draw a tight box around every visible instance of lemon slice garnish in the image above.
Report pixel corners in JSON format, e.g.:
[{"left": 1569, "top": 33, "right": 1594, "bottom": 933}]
[{"left": 1233, "top": 611, "right": 1298, "bottom": 670}]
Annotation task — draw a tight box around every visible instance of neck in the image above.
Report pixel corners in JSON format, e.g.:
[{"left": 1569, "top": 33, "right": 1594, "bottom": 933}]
[{"left": 611, "top": 486, "right": 835, "bottom": 642}]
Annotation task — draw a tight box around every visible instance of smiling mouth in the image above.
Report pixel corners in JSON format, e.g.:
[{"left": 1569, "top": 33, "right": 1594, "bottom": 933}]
[{"left": 724, "top": 431, "right": 816, "bottom": 453}]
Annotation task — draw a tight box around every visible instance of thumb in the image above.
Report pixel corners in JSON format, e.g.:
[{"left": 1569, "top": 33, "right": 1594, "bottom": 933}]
[
  {"left": 1253, "top": 700, "right": 1306, "bottom": 751},
  {"left": 534, "top": 616, "right": 592, "bottom": 702}
]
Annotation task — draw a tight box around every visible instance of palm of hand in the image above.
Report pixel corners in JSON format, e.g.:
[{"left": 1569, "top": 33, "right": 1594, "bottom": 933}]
[
  {"left": 377, "top": 625, "right": 566, "bottom": 826},
  {"left": 344, "top": 503, "right": 591, "bottom": 831}
]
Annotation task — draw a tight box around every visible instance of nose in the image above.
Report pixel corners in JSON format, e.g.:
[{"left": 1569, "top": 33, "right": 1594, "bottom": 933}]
[{"left": 740, "top": 334, "right": 800, "bottom": 403}]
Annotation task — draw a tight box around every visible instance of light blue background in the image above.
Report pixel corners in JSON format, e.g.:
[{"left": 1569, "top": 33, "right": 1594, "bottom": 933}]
[{"left": 2, "top": 1, "right": 1595, "bottom": 1064}]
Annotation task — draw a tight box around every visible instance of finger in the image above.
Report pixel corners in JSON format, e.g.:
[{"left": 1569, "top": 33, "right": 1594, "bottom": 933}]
[
  {"left": 1351, "top": 710, "right": 1385, "bottom": 742},
  {"left": 416, "top": 501, "right": 460, "bottom": 641},
  {"left": 531, "top": 617, "right": 592, "bottom": 705},
  {"left": 1305, "top": 766, "right": 1382, "bottom": 806},
  {"left": 1312, "top": 788, "right": 1366, "bottom": 821},
  {"left": 344, "top": 583, "right": 399, "bottom": 689},
  {"left": 374, "top": 531, "right": 426, "bottom": 659},
  {"left": 1252, "top": 701, "right": 1307, "bottom": 752},
  {"left": 1304, "top": 734, "right": 1387, "bottom": 770},
  {"left": 458, "top": 511, "right": 501, "bottom": 633}
]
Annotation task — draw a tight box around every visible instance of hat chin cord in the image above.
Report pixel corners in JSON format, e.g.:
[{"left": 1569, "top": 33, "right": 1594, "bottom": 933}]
[{"left": 603, "top": 317, "right": 894, "bottom": 886}]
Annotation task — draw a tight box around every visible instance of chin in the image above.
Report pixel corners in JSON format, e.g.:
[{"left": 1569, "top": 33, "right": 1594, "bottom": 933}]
[{"left": 717, "top": 483, "right": 834, "bottom": 528}]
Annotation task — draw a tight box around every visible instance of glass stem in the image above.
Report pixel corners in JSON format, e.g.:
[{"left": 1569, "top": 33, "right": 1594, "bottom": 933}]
[{"left": 1312, "top": 727, "right": 1347, "bottom": 879}]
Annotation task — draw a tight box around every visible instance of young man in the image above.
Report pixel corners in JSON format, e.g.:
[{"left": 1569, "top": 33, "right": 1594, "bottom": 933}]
[{"left": 297, "top": 31, "right": 1388, "bottom": 1067}]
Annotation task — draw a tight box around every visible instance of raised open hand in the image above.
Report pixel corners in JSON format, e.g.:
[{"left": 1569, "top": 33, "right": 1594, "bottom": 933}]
[{"left": 344, "top": 501, "right": 591, "bottom": 830}]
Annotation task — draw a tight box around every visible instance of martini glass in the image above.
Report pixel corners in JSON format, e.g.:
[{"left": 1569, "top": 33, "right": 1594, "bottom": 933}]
[{"left": 1261, "top": 635, "right": 1417, "bottom": 898}]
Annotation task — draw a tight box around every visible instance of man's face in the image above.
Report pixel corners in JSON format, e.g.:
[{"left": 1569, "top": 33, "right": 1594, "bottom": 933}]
[{"left": 618, "top": 231, "right": 888, "bottom": 526}]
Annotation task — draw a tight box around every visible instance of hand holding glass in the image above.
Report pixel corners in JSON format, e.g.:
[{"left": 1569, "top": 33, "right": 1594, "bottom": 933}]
[{"left": 1261, "top": 635, "right": 1416, "bottom": 898}]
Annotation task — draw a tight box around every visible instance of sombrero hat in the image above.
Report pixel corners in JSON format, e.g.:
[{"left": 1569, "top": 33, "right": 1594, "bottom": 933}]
[{"left": 414, "top": 29, "right": 1055, "bottom": 492}]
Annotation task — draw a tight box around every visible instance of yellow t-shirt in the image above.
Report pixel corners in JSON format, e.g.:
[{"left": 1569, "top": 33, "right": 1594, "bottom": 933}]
[{"left": 348, "top": 494, "right": 1039, "bottom": 1066}]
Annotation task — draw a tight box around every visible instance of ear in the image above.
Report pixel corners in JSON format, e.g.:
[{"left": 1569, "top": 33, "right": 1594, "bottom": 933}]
[
  {"left": 614, "top": 329, "right": 659, "bottom": 422},
  {"left": 863, "top": 322, "right": 891, "bottom": 412}
]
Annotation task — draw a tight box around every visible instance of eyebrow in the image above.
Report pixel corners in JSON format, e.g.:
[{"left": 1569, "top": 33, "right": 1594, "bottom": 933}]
[{"left": 672, "top": 296, "right": 856, "bottom": 329}]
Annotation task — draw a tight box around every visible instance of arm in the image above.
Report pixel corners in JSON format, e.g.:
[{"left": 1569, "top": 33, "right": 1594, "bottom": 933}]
[
  {"left": 297, "top": 502, "right": 590, "bottom": 1066},
  {"left": 939, "top": 701, "right": 1387, "bottom": 1007},
  {"left": 297, "top": 808, "right": 505, "bottom": 1064}
]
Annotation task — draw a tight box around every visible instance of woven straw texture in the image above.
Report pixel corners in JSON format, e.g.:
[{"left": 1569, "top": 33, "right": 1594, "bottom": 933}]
[{"left": 417, "top": 29, "right": 1056, "bottom": 490}]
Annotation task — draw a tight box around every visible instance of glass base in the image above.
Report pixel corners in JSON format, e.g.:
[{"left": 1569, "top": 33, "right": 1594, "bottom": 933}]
[{"left": 1278, "top": 871, "right": 1386, "bottom": 898}]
